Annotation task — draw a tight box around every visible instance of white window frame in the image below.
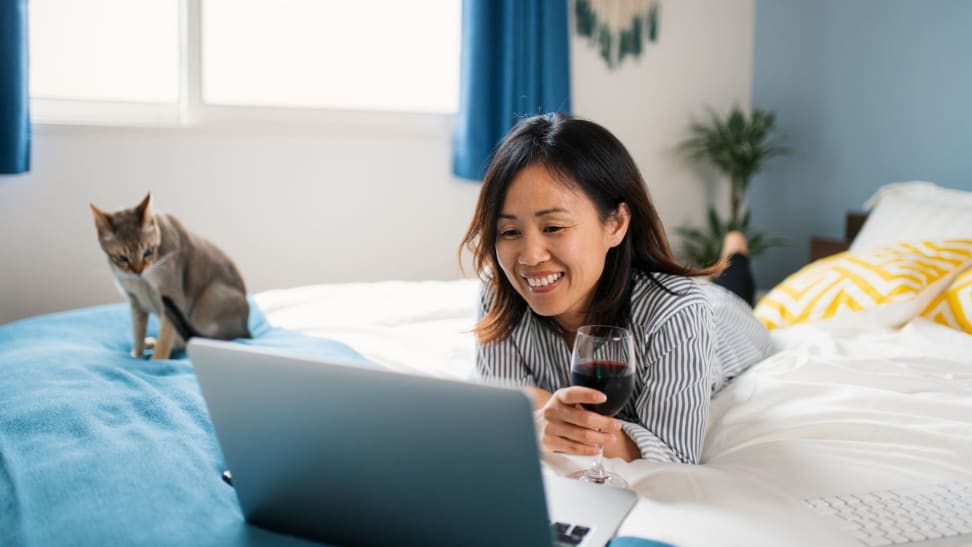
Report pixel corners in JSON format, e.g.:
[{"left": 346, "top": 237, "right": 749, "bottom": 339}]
[{"left": 30, "top": 0, "right": 455, "bottom": 136}]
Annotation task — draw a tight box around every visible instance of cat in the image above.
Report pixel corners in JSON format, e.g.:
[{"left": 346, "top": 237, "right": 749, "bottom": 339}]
[{"left": 90, "top": 193, "right": 251, "bottom": 359}]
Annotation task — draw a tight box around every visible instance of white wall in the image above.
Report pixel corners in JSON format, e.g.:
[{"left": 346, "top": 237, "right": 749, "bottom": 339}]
[
  {"left": 572, "top": 0, "right": 753, "bottom": 242},
  {"left": 0, "top": 0, "right": 752, "bottom": 325}
]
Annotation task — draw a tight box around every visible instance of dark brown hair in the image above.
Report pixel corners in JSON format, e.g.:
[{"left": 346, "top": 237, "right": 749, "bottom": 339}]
[{"left": 460, "top": 113, "right": 718, "bottom": 344}]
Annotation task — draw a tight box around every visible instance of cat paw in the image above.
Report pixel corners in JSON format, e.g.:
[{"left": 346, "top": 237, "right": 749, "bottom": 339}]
[{"left": 144, "top": 336, "right": 157, "bottom": 350}]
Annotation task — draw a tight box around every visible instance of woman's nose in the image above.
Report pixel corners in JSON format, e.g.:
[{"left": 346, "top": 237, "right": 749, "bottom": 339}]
[{"left": 518, "top": 233, "right": 550, "bottom": 266}]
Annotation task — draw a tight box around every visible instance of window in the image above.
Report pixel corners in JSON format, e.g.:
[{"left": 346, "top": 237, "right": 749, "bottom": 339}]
[
  {"left": 29, "top": 0, "right": 461, "bottom": 126},
  {"left": 203, "top": 0, "right": 460, "bottom": 114},
  {"left": 29, "top": 0, "right": 181, "bottom": 125}
]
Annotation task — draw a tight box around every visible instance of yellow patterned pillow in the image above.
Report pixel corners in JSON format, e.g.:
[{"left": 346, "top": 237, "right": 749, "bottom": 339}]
[
  {"left": 754, "top": 239, "right": 972, "bottom": 329},
  {"left": 920, "top": 268, "right": 972, "bottom": 334}
]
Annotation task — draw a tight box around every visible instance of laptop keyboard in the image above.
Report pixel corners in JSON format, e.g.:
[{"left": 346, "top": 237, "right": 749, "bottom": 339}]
[
  {"left": 804, "top": 481, "right": 972, "bottom": 546},
  {"left": 552, "top": 521, "right": 591, "bottom": 546}
]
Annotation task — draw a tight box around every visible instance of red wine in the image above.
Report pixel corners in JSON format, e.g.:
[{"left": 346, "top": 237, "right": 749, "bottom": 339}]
[{"left": 571, "top": 360, "right": 634, "bottom": 416}]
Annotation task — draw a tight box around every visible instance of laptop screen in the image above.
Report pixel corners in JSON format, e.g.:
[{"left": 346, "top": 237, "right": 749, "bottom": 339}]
[{"left": 190, "top": 339, "right": 556, "bottom": 547}]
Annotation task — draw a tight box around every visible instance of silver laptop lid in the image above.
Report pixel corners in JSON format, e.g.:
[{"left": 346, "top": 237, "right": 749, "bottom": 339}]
[{"left": 189, "top": 338, "right": 554, "bottom": 547}]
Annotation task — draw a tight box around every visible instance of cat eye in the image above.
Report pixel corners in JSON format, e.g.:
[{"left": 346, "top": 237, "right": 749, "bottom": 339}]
[
  {"left": 114, "top": 254, "right": 129, "bottom": 263},
  {"left": 143, "top": 247, "right": 155, "bottom": 258}
]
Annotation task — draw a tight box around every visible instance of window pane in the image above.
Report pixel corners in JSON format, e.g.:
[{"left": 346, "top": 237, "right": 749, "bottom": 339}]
[
  {"left": 202, "top": 0, "right": 461, "bottom": 113},
  {"left": 29, "top": 0, "right": 179, "bottom": 103}
]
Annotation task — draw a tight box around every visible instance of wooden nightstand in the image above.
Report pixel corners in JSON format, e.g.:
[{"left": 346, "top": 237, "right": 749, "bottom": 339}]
[{"left": 809, "top": 211, "right": 868, "bottom": 262}]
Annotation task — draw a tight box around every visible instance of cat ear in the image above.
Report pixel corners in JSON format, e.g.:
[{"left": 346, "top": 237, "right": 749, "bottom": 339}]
[
  {"left": 137, "top": 193, "right": 154, "bottom": 229},
  {"left": 89, "top": 204, "right": 115, "bottom": 240}
]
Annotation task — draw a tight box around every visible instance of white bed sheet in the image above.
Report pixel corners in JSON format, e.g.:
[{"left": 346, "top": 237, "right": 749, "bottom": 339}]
[
  {"left": 255, "top": 280, "right": 972, "bottom": 547},
  {"left": 255, "top": 279, "right": 481, "bottom": 380}
]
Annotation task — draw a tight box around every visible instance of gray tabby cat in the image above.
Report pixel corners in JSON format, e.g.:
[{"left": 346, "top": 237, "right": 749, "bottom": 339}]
[{"left": 90, "top": 193, "right": 250, "bottom": 359}]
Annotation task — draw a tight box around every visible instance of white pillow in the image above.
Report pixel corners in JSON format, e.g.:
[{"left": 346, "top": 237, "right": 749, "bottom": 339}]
[{"left": 850, "top": 181, "right": 972, "bottom": 252}]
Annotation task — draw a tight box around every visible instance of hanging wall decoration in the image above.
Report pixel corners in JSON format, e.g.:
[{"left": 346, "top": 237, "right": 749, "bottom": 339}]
[{"left": 575, "top": 0, "right": 660, "bottom": 69}]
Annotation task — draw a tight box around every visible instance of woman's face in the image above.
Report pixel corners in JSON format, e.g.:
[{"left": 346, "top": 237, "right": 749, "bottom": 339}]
[{"left": 494, "top": 163, "right": 629, "bottom": 333}]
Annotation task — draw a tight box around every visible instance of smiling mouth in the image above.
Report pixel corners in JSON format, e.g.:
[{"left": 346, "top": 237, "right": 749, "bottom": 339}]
[{"left": 524, "top": 272, "right": 564, "bottom": 291}]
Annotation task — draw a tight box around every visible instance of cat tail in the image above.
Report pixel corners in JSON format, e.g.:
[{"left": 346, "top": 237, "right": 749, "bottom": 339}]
[{"left": 161, "top": 295, "right": 202, "bottom": 341}]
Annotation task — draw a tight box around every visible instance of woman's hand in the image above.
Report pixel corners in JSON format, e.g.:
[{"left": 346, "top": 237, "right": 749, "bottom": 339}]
[{"left": 532, "top": 386, "right": 624, "bottom": 456}]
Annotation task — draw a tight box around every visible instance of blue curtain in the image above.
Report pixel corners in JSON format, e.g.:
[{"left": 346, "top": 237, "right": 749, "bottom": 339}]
[
  {"left": 1, "top": 0, "right": 30, "bottom": 174},
  {"left": 452, "top": 0, "right": 571, "bottom": 181}
]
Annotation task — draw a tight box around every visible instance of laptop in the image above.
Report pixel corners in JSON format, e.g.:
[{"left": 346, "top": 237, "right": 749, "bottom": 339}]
[{"left": 188, "top": 339, "right": 637, "bottom": 547}]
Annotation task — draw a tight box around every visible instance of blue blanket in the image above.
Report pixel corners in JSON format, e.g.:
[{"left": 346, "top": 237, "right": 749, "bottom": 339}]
[{"left": 0, "top": 301, "right": 365, "bottom": 546}]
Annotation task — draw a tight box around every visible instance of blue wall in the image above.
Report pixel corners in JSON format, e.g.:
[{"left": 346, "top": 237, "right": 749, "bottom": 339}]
[{"left": 749, "top": 0, "right": 972, "bottom": 289}]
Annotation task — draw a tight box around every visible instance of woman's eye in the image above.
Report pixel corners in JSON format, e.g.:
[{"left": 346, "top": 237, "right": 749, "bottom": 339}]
[
  {"left": 143, "top": 247, "right": 155, "bottom": 257},
  {"left": 543, "top": 226, "right": 564, "bottom": 233},
  {"left": 114, "top": 254, "right": 128, "bottom": 263},
  {"left": 499, "top": 229, "right": 520, "bottom": 238}
]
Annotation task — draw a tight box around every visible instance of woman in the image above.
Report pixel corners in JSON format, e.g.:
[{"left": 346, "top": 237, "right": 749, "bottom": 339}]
[{"left": 460, "top": 113, "right": 771, "bottom": 464}]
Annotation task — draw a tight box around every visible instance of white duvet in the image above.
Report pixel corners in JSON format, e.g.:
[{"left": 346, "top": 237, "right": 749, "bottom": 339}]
[{"left": 255, "top": 280, "right": 972, "bottom": 547}]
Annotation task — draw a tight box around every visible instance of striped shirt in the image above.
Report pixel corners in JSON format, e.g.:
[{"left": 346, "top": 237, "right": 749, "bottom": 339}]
[{"left": 476, "top": 270, "right": 772, "bottom": 464}]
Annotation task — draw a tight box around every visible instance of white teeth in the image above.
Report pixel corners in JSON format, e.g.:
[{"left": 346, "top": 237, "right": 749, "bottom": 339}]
[{"left": 526, "top": 273, "right": 563, "bottom": 287}]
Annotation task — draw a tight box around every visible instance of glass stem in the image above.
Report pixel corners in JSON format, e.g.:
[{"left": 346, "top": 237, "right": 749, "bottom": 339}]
[{"left": 589, "top": 443, "right": 607, "bottom": 483}]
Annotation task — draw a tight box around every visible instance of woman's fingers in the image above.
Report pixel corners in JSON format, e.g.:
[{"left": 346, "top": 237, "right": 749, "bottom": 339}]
[
  {"left": 551, "top": 404, "right": 621, "bottom": 432},
  {"left": 542, "top": 434, "right": 602, "bottom": 456},
  {"left": 553, "top": 385, "right": 607, "bottom": 406},
  {"left": 533, "top": 387, "right": 623, "bottom": 455},
  {"left": 550, "top": 387, "right": 621, "bottom": 432},
  {"left": 543, "top": 419, "right": 615, "bottom": 447}
]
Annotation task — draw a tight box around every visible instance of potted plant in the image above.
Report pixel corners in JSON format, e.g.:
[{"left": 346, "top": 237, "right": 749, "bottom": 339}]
[{"left": 677, "top": 105, "right": 790, "bottom": 267}]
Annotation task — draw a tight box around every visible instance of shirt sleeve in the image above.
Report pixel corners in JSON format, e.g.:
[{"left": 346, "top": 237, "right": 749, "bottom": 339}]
[
  {"left": 703, "top": 282, "right": 773, "bottom": 393},
  {"left": 620, "top": 302, "right": 714, "bottom": 463}
]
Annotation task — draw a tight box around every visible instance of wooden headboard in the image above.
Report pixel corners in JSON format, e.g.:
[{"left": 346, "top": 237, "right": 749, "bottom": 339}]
[{"left": 809, "top": 211, "right": 869, "bottom": 261}]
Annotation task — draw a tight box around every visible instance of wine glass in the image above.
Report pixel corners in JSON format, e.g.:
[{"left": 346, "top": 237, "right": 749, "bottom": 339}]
[{"left": 567, "top": 325, "right": 635, "bottom": 488}]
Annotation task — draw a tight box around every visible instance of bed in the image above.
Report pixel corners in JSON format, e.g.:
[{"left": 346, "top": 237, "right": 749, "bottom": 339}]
[{"left": 2, "top": 182, "right": 971, "bottom": 547}]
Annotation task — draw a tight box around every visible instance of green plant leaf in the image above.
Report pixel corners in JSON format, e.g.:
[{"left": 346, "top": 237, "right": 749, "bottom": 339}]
[
  {"left": 675, "top": 226, "right": 707, "bottom": 240},
  {"left": 677, "top": 104, "right": 792, "bottom": 266},
  {"left": 678, "top": 104, "right": 789, "bottom": 187},
  {"left": 706, "top": 207, "right": 723, "bottom": 236}
]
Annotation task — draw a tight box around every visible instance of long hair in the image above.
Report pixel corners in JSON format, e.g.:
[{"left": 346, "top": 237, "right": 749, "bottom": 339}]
[{"left": 460, "top": 113, "right": 718, "bottom": 344}]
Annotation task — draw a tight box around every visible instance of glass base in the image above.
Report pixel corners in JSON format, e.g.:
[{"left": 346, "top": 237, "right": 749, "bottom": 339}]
[{"left": 568, "top": 468, "right": 629, "bottom": 489}]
